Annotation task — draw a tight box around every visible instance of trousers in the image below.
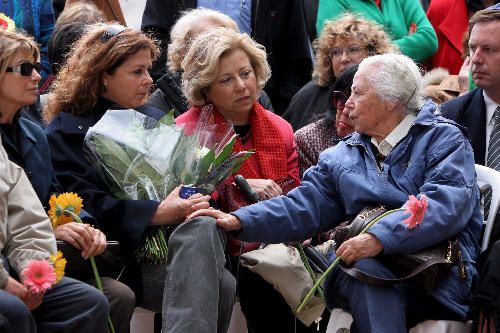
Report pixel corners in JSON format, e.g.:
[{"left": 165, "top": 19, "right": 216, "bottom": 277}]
[
  {"left": 325, "top": 257, "right": 460, "bottom": 333},
  {"left": 0, "top": 276, "right": 109, "bottom": 333},
  {"left": 139, "top": 216, "right": 236, "bottom": 333}
]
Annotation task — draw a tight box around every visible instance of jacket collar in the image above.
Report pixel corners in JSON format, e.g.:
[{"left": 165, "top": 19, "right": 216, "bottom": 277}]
[{"left": 58, "top": 97, "right": 115, "bottom": 135}]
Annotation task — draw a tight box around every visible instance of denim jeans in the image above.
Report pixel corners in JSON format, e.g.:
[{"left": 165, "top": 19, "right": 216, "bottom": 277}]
[{"left": 140, "top": 216, "right": 236, "bottom": 333}]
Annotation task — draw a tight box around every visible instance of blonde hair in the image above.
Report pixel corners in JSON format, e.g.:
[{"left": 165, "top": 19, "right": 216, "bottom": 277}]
[
  {"left": 313, "top": 13, "right": 398, "bottom": 87},
  {"left": 44, "top": 24, "right": 159, "bottom": 122},
  {"left": 167, "top": 8, "right": 239, "bottom": 73},
  {"left": 56, "top": 2, "right": 107, "bottom": 26},
  {"left": 181, "top": 28, "right": 270, "bottom": 107},
  {"left": 56, "top": 2, "right": 107, "bottom": 25},
  {"left": 0, "top": 29, "right": 40, "bottom": 82}
]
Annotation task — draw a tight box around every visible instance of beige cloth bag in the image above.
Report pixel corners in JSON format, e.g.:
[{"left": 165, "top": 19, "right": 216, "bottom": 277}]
[{"left": 240, "top": 241, "right": 333, "bottom": 326}]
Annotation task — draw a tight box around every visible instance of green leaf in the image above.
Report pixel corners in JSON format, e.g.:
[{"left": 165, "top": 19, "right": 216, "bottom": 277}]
[
  {"left": 213, "top": 134, "right": 237, "bottom": 168},
  {"left": 156, "top": 109, "right": 176, "bottom": 127}
]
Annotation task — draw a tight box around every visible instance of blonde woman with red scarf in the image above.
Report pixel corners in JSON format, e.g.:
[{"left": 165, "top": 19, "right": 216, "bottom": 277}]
[{"left": 175, "top": 28, "right": 315, "bottom": 332}]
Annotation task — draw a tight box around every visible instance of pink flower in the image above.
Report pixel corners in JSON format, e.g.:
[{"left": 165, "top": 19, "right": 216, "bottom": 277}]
[
  {"left": 403, "top": 194, "right": 428, "bottom": 229},
  {"left": 22, "top": 260, "right": 56, "bottom": 293}
]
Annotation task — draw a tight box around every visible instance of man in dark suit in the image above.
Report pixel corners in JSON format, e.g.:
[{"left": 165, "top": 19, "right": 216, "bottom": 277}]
[
  {"left": 440, "top": 6, "right": 500, "bottom": 329},
  {"left": 441, "top": 4, "right": 500, "bottom": 241}
]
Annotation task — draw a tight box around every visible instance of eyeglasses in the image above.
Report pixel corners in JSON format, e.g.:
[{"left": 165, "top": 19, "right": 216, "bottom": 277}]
[
  {"left": 332, "top": 90, "right": 350, "bottom": 111},
  {"left": 328, "top": 45, "right": 365, "bottom": 59},
  {"left": 6, "top": 62, "right": 41, "bottom": 76},
  {"left": 100, "top": 24, "right": 126, "bottom": 42}
]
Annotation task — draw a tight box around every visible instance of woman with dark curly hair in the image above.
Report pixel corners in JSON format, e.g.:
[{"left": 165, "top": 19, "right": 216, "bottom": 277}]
[
  {"left": 283, "top": 13, "right": 398, "bottom": 131},
  {"left": 44, "top": 23, "right": 235, "bottom": 332}
]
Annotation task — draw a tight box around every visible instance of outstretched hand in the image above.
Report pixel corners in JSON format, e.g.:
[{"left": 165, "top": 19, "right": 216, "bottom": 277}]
[{"left": 187, "top": 208, "right": 242, "bottom": 231}]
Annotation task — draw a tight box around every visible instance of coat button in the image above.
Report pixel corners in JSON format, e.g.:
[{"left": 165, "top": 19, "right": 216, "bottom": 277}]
[
  {"left": 26, "top": 171, "right": 33, "bottom": 178},
  {"left": 78, "top": 125, "right": 83, "bottom": 130}
]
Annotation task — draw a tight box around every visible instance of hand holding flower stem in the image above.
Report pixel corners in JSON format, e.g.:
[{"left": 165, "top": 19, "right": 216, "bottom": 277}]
[
  {"left": 49, "top": 193, "right": 115, "bottom": 333},
  {"left": 296, "top": 194, "right": 428, "bottom": 314}
]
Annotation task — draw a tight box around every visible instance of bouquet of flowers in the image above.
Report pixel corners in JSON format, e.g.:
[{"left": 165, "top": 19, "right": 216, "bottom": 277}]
[{"left": 84, "top": 108, "right": 252, "bottom": 264}]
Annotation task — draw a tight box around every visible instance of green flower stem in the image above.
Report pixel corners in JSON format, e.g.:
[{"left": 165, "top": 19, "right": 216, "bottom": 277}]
[
  {"left": 65, "top": 210, "right": 116, "bottom": 333},
  {"left": 295, "top": 208, "right": 405, "bottom": 315},
  {"left": 296, "top": 243, "right": 324, "bottom": 300}
]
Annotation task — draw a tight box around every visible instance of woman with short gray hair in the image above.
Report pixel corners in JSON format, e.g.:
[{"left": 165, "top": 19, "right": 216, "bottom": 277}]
[{"left": 189, "top": 53, "right": 482, "bottom": 332}]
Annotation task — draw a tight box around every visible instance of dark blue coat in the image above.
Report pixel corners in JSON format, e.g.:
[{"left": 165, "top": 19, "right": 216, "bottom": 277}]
[
  {"left": 0, "top": 117, "right": 60, "bottom": 208},
  {"left": 45, "top": 100, "right": 165, "bottom": 252},
  {"left": 0, "top": 116, "right": 94, "bottom": 222}
]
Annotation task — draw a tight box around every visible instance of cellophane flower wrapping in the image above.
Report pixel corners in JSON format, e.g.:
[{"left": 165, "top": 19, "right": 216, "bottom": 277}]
[{"left": 84, "top": 108, "right": 252, "bottom": 264}]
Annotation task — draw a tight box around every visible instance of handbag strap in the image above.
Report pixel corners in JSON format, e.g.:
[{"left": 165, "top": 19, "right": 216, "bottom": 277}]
[{"left": 339, "top": 256, "right": 451, "bottom": 286}]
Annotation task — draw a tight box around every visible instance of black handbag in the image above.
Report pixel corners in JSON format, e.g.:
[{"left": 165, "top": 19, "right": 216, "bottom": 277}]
[
  {"left": 334, "top": 206, "right": 466, "bottom": 291},
  {"left": 56, "top": 240, "right": 125, "bottom": 280}
]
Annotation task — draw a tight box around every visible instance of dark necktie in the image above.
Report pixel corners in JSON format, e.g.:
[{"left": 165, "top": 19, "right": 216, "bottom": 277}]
[{"left": 484, "top": 106, "right": 500, "bottom": 219}]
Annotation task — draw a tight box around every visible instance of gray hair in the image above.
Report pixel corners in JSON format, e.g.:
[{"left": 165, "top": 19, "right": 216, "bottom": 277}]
[
  {"left": 359, "top": 53, "right": 424, "bottom": 113},
  {"left": 167, "top": 8, "right": 239, "bottom": 72}
]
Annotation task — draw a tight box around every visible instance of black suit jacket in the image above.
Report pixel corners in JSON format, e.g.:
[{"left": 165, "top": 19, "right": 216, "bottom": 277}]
[{"left": 441, "top": 88, "right": 487, "bottom": 165}]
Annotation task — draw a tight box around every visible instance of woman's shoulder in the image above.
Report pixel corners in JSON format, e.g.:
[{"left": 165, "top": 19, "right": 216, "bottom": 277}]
[{"left": 45, "top": 111, "right": 92, "bottom": 136}]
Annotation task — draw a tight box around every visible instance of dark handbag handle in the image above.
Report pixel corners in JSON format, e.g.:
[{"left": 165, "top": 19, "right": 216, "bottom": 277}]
[{"left": 339, "top": 256, "right": 452, "bottom": 286}]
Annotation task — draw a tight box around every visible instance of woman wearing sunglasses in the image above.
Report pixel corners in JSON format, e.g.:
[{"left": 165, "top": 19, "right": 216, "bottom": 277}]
[
  {"left": 283, "top": 13, "right": 397, "bottom": 132},
  {"left": 44, "top": 23, "right": 235, "bottom": 332},
  {"left": 295, "top": 64, "right": 358, "bottom": 177},
  {"left": 0, "top": 28, "right": 110, "bottom": 333}
]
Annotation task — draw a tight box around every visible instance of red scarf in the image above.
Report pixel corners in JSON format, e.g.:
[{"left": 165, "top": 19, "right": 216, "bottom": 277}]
[{"left": 177, "top": 102, "right": 288, "bottom": 181}]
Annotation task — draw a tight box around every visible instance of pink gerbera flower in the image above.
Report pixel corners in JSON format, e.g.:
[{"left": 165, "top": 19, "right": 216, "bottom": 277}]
[
  {"left": 403, "top": 194, "right": 428, "bottom": 229},
  {"left": 22, "top": 260, "right": 56, "bottom": 293}
]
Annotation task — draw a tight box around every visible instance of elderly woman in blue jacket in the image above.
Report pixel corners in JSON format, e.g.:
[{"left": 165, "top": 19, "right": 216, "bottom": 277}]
[{"left": 190, "top": 53, "right": 482, "bottom": 332}]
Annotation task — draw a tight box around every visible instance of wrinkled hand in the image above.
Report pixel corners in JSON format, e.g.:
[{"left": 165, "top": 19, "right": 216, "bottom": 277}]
[
  {"left": 246, "top": 179, "right": 282, "bottom": 200},
  {"left": 336, "top": 233, "right": 383, "bottom": 266},
  {"left": 150, "top": 186, "right": 211, "bottom": 226},
  {"left": 55, "top": 222, "right": 106, "bottom": 258},
  {"left": 54, "top": 222, "right": 93, "bottom": 251},
  {"left": 82, "top": 227, "right": 107, "bottom": 259},
  {"left": 187, "top": 208, "right": 242, "bottom": 231},
  {"left": 6, "top": 276, "right": 44, "bottom": 310},
  {"left": 458, "top": 56, "right": 470, "bottom": 95}
]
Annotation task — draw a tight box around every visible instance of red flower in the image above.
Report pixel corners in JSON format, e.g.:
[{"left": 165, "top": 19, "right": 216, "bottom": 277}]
[
  {"left": 403, "top": 194, "right": 428, "bottom": 229},
  {"left": 22, "top": 260, "right": 56, "bottom": 293}
]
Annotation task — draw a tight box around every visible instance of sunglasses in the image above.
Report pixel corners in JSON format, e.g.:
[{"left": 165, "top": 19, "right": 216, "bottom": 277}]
[
  {"left": 100, "top": 25, "right": 126, "bottom": 42},
  {"left": 332, "top": 90, "right": 350, "bottom": 111},
  {"left": 6, "top": 62, "right": 41, "bottom": 76}
]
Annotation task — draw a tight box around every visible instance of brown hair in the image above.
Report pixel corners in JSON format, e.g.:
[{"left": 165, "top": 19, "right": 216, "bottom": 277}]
[
  {"left": 312, "top": 13, "right": 398, "bottom": 87},
  {"left": 0, "top": 29, "right": 40, "bottom": 83},
  {"left": 44, "top": 24, "right": 159, "bottom": 122},
  {"left": 469, "top": 7, "right": 500, "bottom": 33}
]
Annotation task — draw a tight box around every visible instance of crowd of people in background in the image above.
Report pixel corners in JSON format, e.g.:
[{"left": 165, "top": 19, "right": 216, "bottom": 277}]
[{"left": 1, "top": 0, "right": 500, "bottom": 332}]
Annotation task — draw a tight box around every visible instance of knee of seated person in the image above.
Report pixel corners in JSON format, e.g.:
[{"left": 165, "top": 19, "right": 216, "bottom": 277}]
[
  {"left": 101, "top": 277, "right": 135, "bottom": 308},
  {"left": 180, "top": 216, "right": 218, "bottom": 233},
  {"left": 80, "top": 282, "right": 110, "bottom": 317},
  {"left": 352, "top": 257, "right": 396, "bottom": 279},
  {"left": 0, "top": 293, "right": 31, "bottom": 322}
]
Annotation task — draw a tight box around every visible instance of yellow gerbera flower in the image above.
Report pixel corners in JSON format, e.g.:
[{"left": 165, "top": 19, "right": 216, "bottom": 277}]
[
  {"left": 0, "top": 13, "right": 15, "bottom": 32},
  {"left": 48, "top": 193, "right": 84, "bottom": 227},
  {"left": 50, "top": 251, "right": 67, "bottom": 283}
]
